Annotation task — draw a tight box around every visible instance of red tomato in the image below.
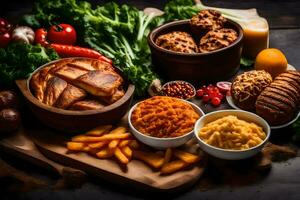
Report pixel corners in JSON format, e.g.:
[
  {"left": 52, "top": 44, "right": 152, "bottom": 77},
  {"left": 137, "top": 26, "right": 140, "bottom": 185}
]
[
  {"left": 215, "top": 92, "right": 224, "bottom": 100},
  {"left": 202, "top": 94, "right": 210, "bottom": 103},
  {"left": 34, "top": 28, "right": 49, "bottom": 46},
  {"left": 212, "top": 87, "right": 219, "bottom": 93},
  {"left": 207, "top": 84, "right": 214, "bottom": 90},
  {"left": 196, "top": 89, "right": 204, "bottom": 98},
  {"left": 48, "top": 24, "right": 77, "bottom": 45},
  {"left": 211, "top": 97, "right": 221, "bottom": 106},
  {"left": 0, "top": 32, "right": 11, "bottom": 48}
]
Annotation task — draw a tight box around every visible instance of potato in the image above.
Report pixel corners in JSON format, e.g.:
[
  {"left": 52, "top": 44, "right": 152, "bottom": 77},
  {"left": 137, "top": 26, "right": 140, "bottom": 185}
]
[
  {"left": 161, "top": 160, "right": 187, "bottom": 174},
  {"left": 114, "top": 148, "right": 129, "bottom": 164},
  {"left": 119, "top": 140, "right": 131, "bottom": 147},
  {"left": 108, "top": 126, "right": 127, "bottom": 135},
  {"left": 0, "top": 90, "right": 18, "bottom": 110},
  {"left": 88, "top": 141, "right": 107, "bottom": 149},
  {"left": 108, "top": 140, "right": 119, "bottom": 149},
  {"left": 67, "top": 142, "right": 85, "bottom": 151},
  {"left": 133, "top": 150, "right": 164, "bottom": 169},
  {"left": 72, "top": 133, "right": 131, "bottom": 142},
  {"left": 0, "top": 109, "right": 21, "bottom": 133},
  {"left": 86, "top": 125, "right": 112, "bottom": 136},
  {"left": 96, "top": 148, "right": 114, "bottom": 159},
  {"left": 121, "top": 146, "right": 132, "bottom": 159},
  {"left": 173, "top": 150, "right": 200, "bottom": 164}
]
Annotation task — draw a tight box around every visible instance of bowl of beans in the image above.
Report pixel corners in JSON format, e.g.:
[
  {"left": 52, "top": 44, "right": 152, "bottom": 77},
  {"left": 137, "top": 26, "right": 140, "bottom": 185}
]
[
  {"left": 194, "top": 110, "right": 270, "bottom": 160},
  {"left": 161, "top": 80, "right": 196, "bottom": 100}
]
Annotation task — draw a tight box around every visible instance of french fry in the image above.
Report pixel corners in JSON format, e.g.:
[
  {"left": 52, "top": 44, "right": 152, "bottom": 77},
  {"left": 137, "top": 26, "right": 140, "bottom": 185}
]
[
  {"left": 114, "top": 147, "right": 129, "bottom": 164},
  {"left": 163, "top": 148, "right": 173, "bottom": 165},
  {"left": 173, "top": 150, "right": 200, "bottom": 164},
  {"left": 71, "top": 134, "right": 86, "bottom": 142},
  {"left": 72, "top": 133, "right": 131, "bottom": 142},
  {"left": 108, "top": 126, "right": 127, "bottom": 135},
  {"left": 121, "top": 146, "right": 132, "bottom": 159},
  {"left": 133, "top": 150, "right": 164, "bottom": 169},
  {"left": 83, "top": 146, "right": 91, "bottom": 152},
  {"left": 96, "top": 148, "right": 114, "bottom": 159},
  {"left": 88, "top": 148, "right": 101, "bottom": 155},
  {"left": 67, "top": 142, "right": 85, "bottom": 151},
  {"left": 119, "top": 140, "right": 131, "bottom": 147},
  {"left": 88, "top": 141, "right": 107, "bottom": 149},
  {"left": 160, "top": 160, "right": 188, "bottom": 174},
  {"left": 129, "top": 140, "right": 139, "bottom": 149},
  {"left": 108, "top": 140, "right": 120, "bottom": 149},
  {"left": 86, "top": 125, "right": 113, "bottom": 136}
]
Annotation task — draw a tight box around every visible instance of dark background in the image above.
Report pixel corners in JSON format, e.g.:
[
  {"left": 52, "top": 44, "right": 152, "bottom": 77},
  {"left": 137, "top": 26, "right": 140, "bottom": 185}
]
[{"left": 1, "top": 1, "right": 300, "bottom": 200}]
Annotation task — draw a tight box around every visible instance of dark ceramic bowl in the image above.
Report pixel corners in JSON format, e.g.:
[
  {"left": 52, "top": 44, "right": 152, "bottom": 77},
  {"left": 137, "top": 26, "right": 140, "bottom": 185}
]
[
  {"left": 16, "top": 58, "right": 135, "bottom": 133},
  {"left": 148, "top": 19, "right": 243, "bottom": 84}
]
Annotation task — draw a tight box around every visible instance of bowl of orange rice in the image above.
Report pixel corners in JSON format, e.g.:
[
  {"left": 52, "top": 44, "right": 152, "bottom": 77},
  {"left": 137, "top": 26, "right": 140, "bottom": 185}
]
[{"left": 128, "top": 96, "right": 204, "bottom": 149}]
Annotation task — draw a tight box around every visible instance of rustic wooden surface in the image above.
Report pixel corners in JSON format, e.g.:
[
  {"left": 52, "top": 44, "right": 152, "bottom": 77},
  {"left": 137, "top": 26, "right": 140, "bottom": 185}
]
[{"left": 1, "top": 0, "right": 300, "bottom": 199}]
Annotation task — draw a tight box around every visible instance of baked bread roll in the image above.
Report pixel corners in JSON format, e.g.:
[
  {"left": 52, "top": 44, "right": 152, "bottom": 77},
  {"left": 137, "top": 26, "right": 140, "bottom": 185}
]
[
  {"left": 190, "top": 9, "right": 226, "bottom": 38},
  {"left": 231, "top": 70, "right": 272, "bottom": 111},
  {"left": 256, "top": 70, "right": 300, "bottom": 125},
  {"left": 199, "top": 28, "right": 238, "bottom": 53},
  {"left": 155, "top": 31, "right": 198, "bottom": 53}
]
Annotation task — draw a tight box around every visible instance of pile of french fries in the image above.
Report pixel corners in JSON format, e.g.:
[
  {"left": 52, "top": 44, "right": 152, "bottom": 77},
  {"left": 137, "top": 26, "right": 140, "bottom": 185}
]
[{"left": 66, "top": 125, "right": 201, "bottom": 174}]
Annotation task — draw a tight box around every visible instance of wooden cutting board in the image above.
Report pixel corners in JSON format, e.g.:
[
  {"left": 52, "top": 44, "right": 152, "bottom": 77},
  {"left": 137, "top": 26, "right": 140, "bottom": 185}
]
[
  {"left": 0, "top": 115, "right": 206, "bottom": 192},
  {"left": 30, "top": 123, "right": 206, "bottom": 191}
]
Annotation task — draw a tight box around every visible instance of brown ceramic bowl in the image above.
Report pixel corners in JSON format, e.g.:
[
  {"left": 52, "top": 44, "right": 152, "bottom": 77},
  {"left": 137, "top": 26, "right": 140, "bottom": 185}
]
[
  {"left": 16, "top": 58, "right": 135, "bottom": 133},
  {"left": 148, "top": 19, "right": 243, "bottom": 84}
]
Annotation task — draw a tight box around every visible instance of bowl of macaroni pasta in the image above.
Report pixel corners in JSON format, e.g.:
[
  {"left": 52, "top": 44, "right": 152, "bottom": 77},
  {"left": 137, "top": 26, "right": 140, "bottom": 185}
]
[{"left": 194, "top": 110, "right": 270, "bottom": 160}]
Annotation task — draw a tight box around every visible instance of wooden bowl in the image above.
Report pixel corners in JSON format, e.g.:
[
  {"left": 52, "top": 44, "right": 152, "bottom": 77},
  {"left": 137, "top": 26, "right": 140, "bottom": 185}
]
[
  {"left": 148, "top": 19, "right": 243, "bottom": 84},
  {"left": 16, "top": 58, "right": 135, "bottom": 133}
]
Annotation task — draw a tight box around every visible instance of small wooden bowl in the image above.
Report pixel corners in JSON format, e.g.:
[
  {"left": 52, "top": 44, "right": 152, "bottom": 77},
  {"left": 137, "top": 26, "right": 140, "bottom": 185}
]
[{"left": 16, "top": 58, "right": 135, "bottom": 133}]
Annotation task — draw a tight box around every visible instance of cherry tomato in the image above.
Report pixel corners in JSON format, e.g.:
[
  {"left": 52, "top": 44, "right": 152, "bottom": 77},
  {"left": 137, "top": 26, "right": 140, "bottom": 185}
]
[
  {"left": 48, "top": 24, "right": 77, "bottom": 45},
  {"left": 202, "top": 94, "right": 210, "bottom": 103},
  {"left": 196, "top": 89, "right": 204, "bottom": 98},
  {"left": 207, "top": 84, "right": 214, "bottom": 90},
  {"left": 211, "top": 97, "right": 221, "bottom": 106},
  {"left": 212, "top": 87, "right": 219, "bottom": 93},
  {"left": 0, "top": 32, "right": 11, "bottom": 48},
  {"left": 215, "top": 92, "right": 224, "bottom": 100}
]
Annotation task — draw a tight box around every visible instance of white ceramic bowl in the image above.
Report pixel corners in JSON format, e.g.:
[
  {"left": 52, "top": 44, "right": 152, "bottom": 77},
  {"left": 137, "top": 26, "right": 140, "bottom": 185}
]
[
  {"left": 194, "top": 110, "right": 270, "bottom": 160},
  {"left": 128, "top": 99, "right": 204, "bottom": 149}
]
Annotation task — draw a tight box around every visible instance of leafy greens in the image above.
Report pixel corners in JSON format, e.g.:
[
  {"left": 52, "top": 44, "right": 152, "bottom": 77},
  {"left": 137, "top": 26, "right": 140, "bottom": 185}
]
[
  {"left": 0, "top": 42, "right": 59, "bottom": 86},
  {"left": 22, "top": 0, "right": 164, "bottom": 96}
]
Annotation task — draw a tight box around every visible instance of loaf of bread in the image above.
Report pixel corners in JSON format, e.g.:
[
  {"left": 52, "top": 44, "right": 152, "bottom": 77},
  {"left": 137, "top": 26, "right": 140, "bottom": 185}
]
[
  {"left": 231, "top": 70, "right": 273, "bottom": 111},
  {"left": 255, "top": 70, "right": 300, "bottom": 125}
]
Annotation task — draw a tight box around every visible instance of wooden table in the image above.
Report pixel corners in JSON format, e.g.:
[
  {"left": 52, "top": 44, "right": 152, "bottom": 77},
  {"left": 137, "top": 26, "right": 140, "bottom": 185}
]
[{"left": 1, "top": 0, "right": 300, "bottom": 199}]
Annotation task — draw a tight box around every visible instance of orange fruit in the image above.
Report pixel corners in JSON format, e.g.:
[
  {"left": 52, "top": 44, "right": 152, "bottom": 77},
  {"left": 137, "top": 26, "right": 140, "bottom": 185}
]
[{"left": 254, "top": 48, "right": 287, "bottom": 78}]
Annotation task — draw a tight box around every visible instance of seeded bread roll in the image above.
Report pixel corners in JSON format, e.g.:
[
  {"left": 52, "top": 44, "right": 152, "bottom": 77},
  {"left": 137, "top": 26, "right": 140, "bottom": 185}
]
[
  {"left": 190, "top": 9, "right": 226, "bottom": 38},
  {"left": 231, "top": 70, "right": 273, "bottom": 111},
  {"left": 199, "top": 28, "right": 238, "bottom": 53},
  {"left": 255, "top": 70, "right": 300, "bottom": 125},
  {"left": 155, "top": 31, "right": 198, "bottom": 53}
]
